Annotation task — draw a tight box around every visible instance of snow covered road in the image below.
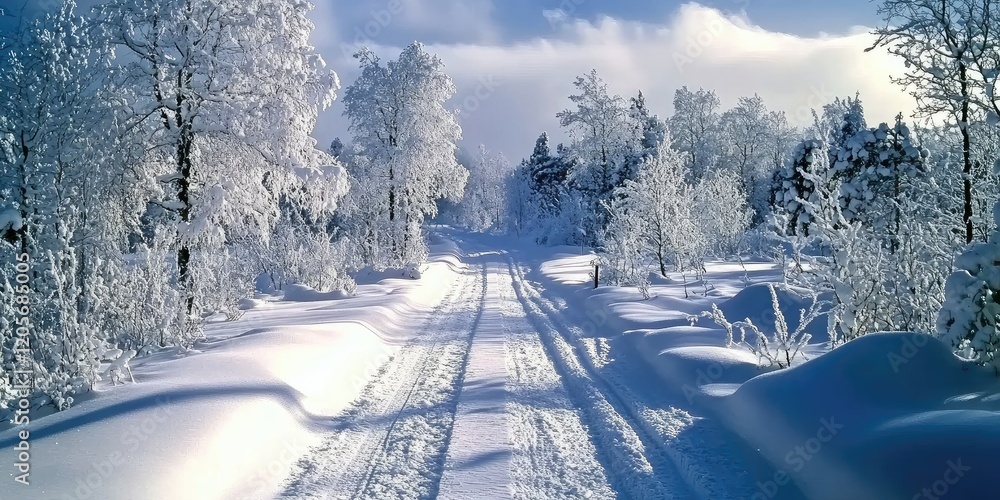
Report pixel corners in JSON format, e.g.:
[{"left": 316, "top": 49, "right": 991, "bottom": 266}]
[{"left": 278, "top": 239, "right": 757, "bottom": 499}]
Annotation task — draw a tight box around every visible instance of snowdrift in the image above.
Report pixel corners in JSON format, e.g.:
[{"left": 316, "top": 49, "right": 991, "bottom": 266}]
[
  {"left": 0, "top": 239, "right": 467, "bottom": 500},
  {"left": 533, "top": 248, "right": 1000, "bottom": 499},
  {"left": 723, "top": 331, "right": 1000, "bottom": 499}
]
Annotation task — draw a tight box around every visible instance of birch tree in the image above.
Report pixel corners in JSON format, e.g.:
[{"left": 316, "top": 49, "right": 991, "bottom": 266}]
[
  {"left": 342, "top": 43, "right": 467, "bottom": 267},
  {"left": 99, "top": 0, "right": 338, "bottom": 333}
]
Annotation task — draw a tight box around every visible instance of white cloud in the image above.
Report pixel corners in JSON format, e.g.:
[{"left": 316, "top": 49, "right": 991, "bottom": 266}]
[{"left": 313, "top": 2, "right": 913, "bottom": 161}]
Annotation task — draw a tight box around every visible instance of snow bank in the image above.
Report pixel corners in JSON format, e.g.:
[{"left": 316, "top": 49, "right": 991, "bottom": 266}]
[
  {"left": 280, "top": 283, "right": 351, "bottom": 302},
  {"left": 723, "top": 332, "right": 1000, "bottom": 499},
  {"left": 0, "top": 239, "right": 467, "bottom": 500},
  {"left": 532, "top": 247, "right": 1000, "bottom": 498}
]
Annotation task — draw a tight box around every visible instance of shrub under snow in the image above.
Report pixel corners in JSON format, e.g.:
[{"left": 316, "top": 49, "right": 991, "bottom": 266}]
[{"left": 938, "top": 202, "right": 1000, "bottom": 372}]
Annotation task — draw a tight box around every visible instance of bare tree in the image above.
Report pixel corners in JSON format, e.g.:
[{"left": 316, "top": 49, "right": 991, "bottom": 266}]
[{"left": 868, "top": 0, "right": 999, "bottom": 243}]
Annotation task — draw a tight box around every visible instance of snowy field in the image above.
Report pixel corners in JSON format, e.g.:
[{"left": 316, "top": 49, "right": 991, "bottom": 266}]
[{"left": 2, "top": 229, "right": 996, "bottom": 499}]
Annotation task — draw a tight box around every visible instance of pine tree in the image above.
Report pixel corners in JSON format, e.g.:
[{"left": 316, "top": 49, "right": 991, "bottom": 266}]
[{"left": 772, "top": 140, "right": 824, "bottom": 236}]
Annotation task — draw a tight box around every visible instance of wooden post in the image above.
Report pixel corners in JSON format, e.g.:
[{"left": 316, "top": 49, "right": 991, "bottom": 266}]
[{"left": 593, "top": 262, "right": 599, "bottom": 289}]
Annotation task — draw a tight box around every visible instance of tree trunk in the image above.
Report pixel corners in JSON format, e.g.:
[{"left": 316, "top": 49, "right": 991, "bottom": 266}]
[
  {"left": 961, "top": 61, "right": 974, "bottom": 244},
  {"left": 657, "top": 242, "right": 667, "bottom": 277},
  {"left": 176, "top": 119, "right": 195, "bottom": 319}
]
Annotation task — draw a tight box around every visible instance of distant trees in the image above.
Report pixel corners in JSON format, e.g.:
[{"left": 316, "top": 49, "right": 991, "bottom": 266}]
[
  {"left": 670, "top": 86, "right": 721, "bottom": 181},
  {"left": 459, "top": 146, "right": 513, "bottom": 232},
  {"left": 509, "top": 71, "right": 776, "bottom": 292}
]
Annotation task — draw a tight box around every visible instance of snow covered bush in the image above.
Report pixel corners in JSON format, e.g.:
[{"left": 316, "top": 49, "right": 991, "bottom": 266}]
[
  {"left": 938, "top": 202, "right": 1000, "bottom": 372},
  {"left": 698, "top": 284, "right": 826, "bottom": 369},
  {"left": 107, "top": 229, "right": 183, "bottom": 350},
  {"left": 788, "top": 157, "right": 890, "bottom": 345},
  {"left": 693, "top": 170, "right": 752, "bottom": 257},
  {"left": 599, "top": 198, "right": 653, "bottom": 298},
  {"left": 254, "top": 224, "right": 355, "bottom": 295}
]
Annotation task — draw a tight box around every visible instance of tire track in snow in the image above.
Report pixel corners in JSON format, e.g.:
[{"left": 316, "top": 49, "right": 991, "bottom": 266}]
[
  {"left": 511, "top": 257, "right": 756, "bottom": 499},
  {"left": 504, "top": 257, "right": 686, "bottom": 500},
  {"left": 496, "top": 262, "right": 616, "bottom": 500},
  {"left": 279, "top": 262, "right": 486, "bottom": 499}
]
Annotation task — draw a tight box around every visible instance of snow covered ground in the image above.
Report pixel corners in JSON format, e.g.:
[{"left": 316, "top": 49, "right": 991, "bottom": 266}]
[
  {"left": 0, "top": 238, "right": 466, "bottom": 499},
  {"left": 528, "top": 240, "right": 1000, "bottom": 500},
  {"left": 2, "top": 229, "right": 998, "bottom": 499}
]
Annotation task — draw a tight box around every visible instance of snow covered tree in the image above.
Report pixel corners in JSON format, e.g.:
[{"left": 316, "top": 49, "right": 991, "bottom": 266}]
[
  {"left": 620, "top": 142, "right": 694, "bottom": 278},
  {"left": 0, "top": 1, "right": 124, "bottom": 411},
  {"left": 523, "top": 133, "right": 567, "bottom": 219},
  {"left": 694, "top": 171, "right": 753, "bottom": 257},
  {"left": 99, "top": 0, "right": 339, "bottom": 332},
  {"left": 459, "top": 146, "right": 513, "bottom": 232},
  {"left": 557, "top": 70, "right": 634, "bottom": 243},
  {"left": 772, "top": 140, "right": 825, "bottom": 236},
  {"left": 342, "top": 43, "right": 467, "bottom": 267},
  {"left": 938, "top": 202, "right": 1000, "bottom": 372},
  {"left": 622, "top": 91, "right": 667, "bottom": 185},
  {"left": 720, "top": 94, "right": 783, "bottom": 224},
  {"left": 868, "top": 0, "right": 997, "bottom": 243},
  {"left": 670, "top": 86, "right": 721, "bottom": 181},
  {"left": 328, "top": 137, "right": 345, "bottom": 159},
  {"left": 599, "top": 133, "right": 724, "bottom": 299},
  {"left": 505, "top": 163, "right": 534, "bottom": 236},
  {"left": 827, "top": 106, "right": 927, "bottom": 248}
]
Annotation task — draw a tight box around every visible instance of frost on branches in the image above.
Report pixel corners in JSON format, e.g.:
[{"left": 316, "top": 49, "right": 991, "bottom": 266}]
[
  {"left": 0, "top": 0, "right": 346, "bottom": 415},
  {"left": 0, "top": 2, "right": 119, "bottom": 412},
  {"left": 341, "top": 43, "right": 467, "bottom": 269},
  {"left": 938, "top": 202, "right": 1000, "bottom": 372},
  {"left": 775, "top": 104, "right": 951, "bottom": 345}
]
